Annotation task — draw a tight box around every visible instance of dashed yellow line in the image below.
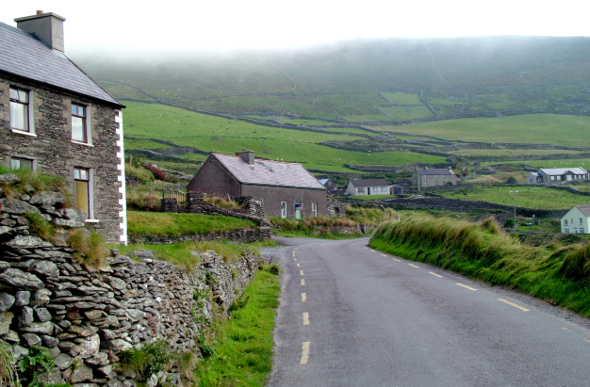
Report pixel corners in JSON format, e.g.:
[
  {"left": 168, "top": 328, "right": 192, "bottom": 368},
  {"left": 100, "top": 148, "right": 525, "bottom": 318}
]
[
  {"left": 498, "top": 298, "right": 529, "bottom": 312},
  {"left": 380, "top": 253, "right": 387, "bottom": 257},
  {"left": 300, "top": 270, "right": 304, "bottom": 276},
  {"left": 561, "top": 327, "right": 571, "bottom": 332},
  {"left": 300, "top": 342, "right": 310, "bottom": 365},
  {"left": 584, "top": 338, "right": 590, "bottom": 345},
  {"left": 294, "top": 258, "right": 297, "bottom": 262},
  {"left": 392, "top": 258, "right": 401, "bottom": 262},
  {"left": 296, "top": 263, "right": 301, "bottom": 268},
  {"left": 302, "top": 312, "right": 310, "bottom": 326},
  {"left": 301, "top": 293, "right": 307, "bottom": 302},
  {"left": 456, "top": 283, "right": 478, "bottom": 291},
  {"left": 408, "top": 264, "right": 419, "bottom": 268},
  {"left": 429, "top": 272, "right": 443, "bottom": 278},
  {"left": 301, "top": 279, "right": 305, "bottom": 286}
]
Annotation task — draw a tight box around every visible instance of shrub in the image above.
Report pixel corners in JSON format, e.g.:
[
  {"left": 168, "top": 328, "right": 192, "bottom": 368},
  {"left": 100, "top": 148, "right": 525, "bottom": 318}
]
[
  {"left": 143, "top": 164, "right": 166, "bottom": 181},
  {"left": 118, "top": 340, "right": 171, "bottom": 382},
  {"left": 560, "top": 243, "right": 590, "bottom": 281},
  {"left": 67, "top": 228, "right": 108, "bottom": 268},
  {"left": 24, "top": 212, "right": 55, "bottom": 241}
]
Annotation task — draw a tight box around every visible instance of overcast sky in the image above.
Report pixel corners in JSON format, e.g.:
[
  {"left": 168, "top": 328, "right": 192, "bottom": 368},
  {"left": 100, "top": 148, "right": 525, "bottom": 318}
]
[{"left": 2, "top": 1, "right": 589, "bottom": 53}]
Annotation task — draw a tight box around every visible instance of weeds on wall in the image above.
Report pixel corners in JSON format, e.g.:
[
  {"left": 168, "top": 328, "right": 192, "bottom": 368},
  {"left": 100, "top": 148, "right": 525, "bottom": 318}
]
[{"left": 67, "top": 229, "right": 109, "bottom": 268}]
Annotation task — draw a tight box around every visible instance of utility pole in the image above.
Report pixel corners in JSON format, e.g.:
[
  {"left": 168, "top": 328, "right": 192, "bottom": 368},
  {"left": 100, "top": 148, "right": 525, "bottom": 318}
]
[{"left": 509, "top": 190, "right": 518, "bottom": 230}]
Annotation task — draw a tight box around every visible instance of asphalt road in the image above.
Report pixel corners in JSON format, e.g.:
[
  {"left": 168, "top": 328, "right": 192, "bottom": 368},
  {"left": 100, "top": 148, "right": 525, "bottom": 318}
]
[{"left": 265, "top": 237, "right": 590, "bottom": 387}]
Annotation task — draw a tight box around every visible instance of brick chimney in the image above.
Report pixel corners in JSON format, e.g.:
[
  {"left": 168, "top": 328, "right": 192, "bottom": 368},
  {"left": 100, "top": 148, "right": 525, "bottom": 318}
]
[
  {"left": 15, "top": 11, "right": 66, "bottom": 52},
  {"left": 236, "top": 150, "right": 255, "bottom": 165}
]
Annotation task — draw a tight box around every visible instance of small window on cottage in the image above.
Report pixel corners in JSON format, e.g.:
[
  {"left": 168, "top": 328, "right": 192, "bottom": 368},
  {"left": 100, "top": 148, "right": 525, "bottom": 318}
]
[
  {"left": 10, "top": 157, "right": 34, "bottom": 170},
  {"left": 580, "top": 218, "right": 584, "bottom": 224},
  {"left": 72, "top": 103, "right": 89, "bottom": 143},
  {"left": 281, "top": 201, "right": 287, "bottom": 218},
  {"left": 10, "top": 88, "right": 31, "bottom": 132},
  {"left": 311, "top": 203, "right": 318, "bottom": 217},
  {"left": 381, "top": 187, "right": 387, "bottom": 192},
  {"left": 564, "top": 219, "right": 568, "bottom": 226},
  {"left": 74, "top": 167, "right": 91, "bottom": 218}
]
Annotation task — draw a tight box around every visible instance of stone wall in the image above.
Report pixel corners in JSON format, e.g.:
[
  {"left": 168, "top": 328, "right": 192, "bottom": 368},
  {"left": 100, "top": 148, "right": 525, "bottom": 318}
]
[{"left": 0, "top": 185, "right": 261, "bottom": 386}]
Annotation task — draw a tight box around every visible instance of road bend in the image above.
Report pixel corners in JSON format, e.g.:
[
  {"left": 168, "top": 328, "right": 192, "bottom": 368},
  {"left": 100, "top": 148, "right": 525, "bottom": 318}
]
[{"left": 266, "top": 237, "right": 590, "bottom": 387}]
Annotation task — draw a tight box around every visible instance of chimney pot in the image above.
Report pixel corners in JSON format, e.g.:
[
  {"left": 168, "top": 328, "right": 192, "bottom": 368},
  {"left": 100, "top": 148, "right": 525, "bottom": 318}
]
[
  {"left": 36, "top": 10, "right": 44, "bottom": 15},
  {"left": 236, "top": 150, "right": 255, "bottom": 165}
]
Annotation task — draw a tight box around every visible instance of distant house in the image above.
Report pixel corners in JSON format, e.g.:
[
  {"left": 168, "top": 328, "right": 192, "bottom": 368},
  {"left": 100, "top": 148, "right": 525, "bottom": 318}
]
[
  {"left": 412, "top": 167, "right": 457, "bottom": 189},
  {"left": 561, "top": 205, "right": 590, "bottom": 234},
  {"left": 319, "top": 178, "right": 338, "bottom": 193},
  {"left": 527, "top": 168, "right": 589, "bottom": 185},
  {"left": 187, "top": 151, "right": 330, "bottom": 218},
  {"left": 346, "top": 179, "right": 390, "bottom": 196},
  {"left": 0, "top": 11, "right": 126, "bottom": 243}
]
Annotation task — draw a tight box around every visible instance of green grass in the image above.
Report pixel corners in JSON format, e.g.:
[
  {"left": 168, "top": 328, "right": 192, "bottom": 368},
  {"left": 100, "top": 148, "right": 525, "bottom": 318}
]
[
  {"left": 195, "top": 265, "right": 280, "bottom": 386},
  {"left": 344, "top": 114, "right": 392, "bottom": 123},
  {"left": 370, "top": 215, "right": 590, "bottom": 317},
  {"left": 440, "top": 185, "right": 585, "bottom": 210},
  {"left": 371, "top": 114, "right": 590, "bottom": 148},
  {"left": 123, "top": 101, "right": 447, "bottom": 173},
  {"left": 380, "top": 92, "right": 423, "bottom": 105},
  {"left": 380, "top": 105, "right": 434, "bottom": 121},
  {"left": 127, "top": 211, "right": 257, "bottom": 237}
]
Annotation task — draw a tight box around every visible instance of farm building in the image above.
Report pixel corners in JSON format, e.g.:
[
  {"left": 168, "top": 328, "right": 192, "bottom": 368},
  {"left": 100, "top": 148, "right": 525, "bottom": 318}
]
[
  {"left": 561, "top": 205, "right": 590, "bottom": 234},
  {"left": 0, "top": 11, "right": 126, "bottom": 243},
  {"left": 346, "top": 179, "right": 390, "bottom": 196},
  {"left": 527, "top": 167, "right": 589, "bottom": 185},
  {"left": 187, "top": 151, "right": 333, "bottom": 218},
  {"left": 412, "top": 167, "right": 457, "bottom": 188}
]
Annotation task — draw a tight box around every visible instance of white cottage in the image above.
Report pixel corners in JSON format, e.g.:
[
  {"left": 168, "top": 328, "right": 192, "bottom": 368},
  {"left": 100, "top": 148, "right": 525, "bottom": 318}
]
[{"left": 561, "top": 205, "right": 590, "bottom": 234}]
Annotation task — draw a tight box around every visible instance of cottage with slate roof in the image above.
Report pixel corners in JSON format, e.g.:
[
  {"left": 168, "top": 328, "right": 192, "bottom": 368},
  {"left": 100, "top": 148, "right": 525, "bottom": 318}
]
[
  {"left": 346, "top": 179, "right": 391, "bottom": 196},
  {"left": 412, "top": 167, "right": 457, "bottom": 189},
  {"left": 527, "top": 167, "right": 589, "bottom": 185},
  {"left": 188, "top": 151, "right": 329, "bottom": 218},
  {"left": 561, "top": 205, "right": 590, "bottom": 234},
  {"left": 0, "top": 11, "right": 127, "bottom": 244}
]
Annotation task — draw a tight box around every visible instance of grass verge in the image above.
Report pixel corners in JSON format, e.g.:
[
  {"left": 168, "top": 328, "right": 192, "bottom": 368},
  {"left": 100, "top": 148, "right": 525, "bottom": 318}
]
[
  {"left": 195, "top": 263, "right": 280, "bottom": 386},
  {"left": 370, "top": 214, "right": 590, "bottom": 317}
]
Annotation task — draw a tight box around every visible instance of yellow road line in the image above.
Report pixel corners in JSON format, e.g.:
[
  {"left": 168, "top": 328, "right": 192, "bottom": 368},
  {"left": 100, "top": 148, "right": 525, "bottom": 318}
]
[
  {"left": 429, "top": 272, "right": 443, "bottom": 278},
  {"left": 584, "top": 338, "right": 590, "bottom": 345},
  {"left": 561, "top": 327, "right": 571, "bottom": 332},
  {"left": 456, "top": 283, "right": 478, "bottom": 291},
  {"left": 297, "top": 263, "right": 301, "bottom": 268},
  {"left": 300, "top": 342, "right": 310, "bottom": 365},
  {"left": 393, "top": 258, "right": 401, "bottom": 262},
  {"left": 408, "top": 264, "right": 419, "bottom": 268},
  {"left": 498, "top": 298, "right": 530, "bottom": 312},
  {"left": 300, "top": 270, "right": 304, "bottom": 276},
  {"left": 301, "top": 293, "right": 307, "bottom": 302},
  {"left": 303, "top": 312, "right": 310, "bottom": 326},
  {"left": 380, "top": 253, "right": 387, "bottom": 257},
  {"left": 301, "top": 279, "right": 305, "bottom": 286},
  {"left": 294, "top": 258, "right": 297, "bottom": 262}
]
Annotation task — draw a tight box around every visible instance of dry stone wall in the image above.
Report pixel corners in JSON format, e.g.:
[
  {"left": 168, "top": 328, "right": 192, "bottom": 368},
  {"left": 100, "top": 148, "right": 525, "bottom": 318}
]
[{"left": 0, "top": 180, "right": 261, "bottom": 386}]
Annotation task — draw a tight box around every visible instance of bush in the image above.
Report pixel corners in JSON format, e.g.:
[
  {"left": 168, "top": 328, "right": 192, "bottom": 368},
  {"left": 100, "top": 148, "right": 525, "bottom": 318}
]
[
  {"left": 67, "top": 228, "right": 108, "bottom": 268},
  {"left": 143, "top": 164, "right": 166, "bottom": 181},
  {"left": 119, "top": 340, "right": 171, "bottom": 382}
]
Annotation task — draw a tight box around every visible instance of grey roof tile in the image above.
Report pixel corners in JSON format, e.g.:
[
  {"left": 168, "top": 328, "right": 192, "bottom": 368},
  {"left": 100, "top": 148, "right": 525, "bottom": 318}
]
[
  {"left": 214, "top": 153, "right": 325, "bottom": 190},
  {"left": 349, "top": 179, "right": 390, "bottom": 188},
  {"left": 0, "top": 21, "right": 122, "bottom": 107},
  {"left": 417, "top": 168, "right": 454, "bottom": 175}
]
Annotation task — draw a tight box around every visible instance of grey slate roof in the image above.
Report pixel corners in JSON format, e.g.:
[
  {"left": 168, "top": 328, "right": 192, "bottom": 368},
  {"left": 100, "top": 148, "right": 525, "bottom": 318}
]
[
  {"left": 417, "top": 168, "right": 454, "bottom": 175},
  {"left": 0, "top": 21, "right": 122, "bottom": 107},
  {"left": 349, "top": 179, "right": 390, "bottom": 188},
  {"left": 576, "top": 205, "right": 590, "bottom": 217},
  {"left": 539, "top": 167, "right": 588, "bottom": 176},
  {"left": 214, "top": 153, "right": 325, "bottom": 189}
]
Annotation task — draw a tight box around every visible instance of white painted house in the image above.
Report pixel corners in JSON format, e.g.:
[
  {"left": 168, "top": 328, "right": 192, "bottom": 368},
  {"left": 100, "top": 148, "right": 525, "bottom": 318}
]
[
  {"left": 528, "top": 167, "right": 589, "bottom": 185},
  {"left": 561, "top": 205, "right": 590, "bottom": 234}
]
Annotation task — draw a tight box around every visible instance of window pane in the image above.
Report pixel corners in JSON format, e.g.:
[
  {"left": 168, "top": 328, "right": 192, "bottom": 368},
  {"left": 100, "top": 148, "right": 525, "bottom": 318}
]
[
  {"left": 12, "top": 158, "right": 33, "bottom": 170},
  {"left": 72, "top": 116, "right": 86, "bottom": 142},
  {"left": 10, "top": 101, "right": 28, "bottom": 130},
  {"left": 10, "top": 159, "right": 20, "bottom": 169},
  {"left": 75, "top": 180, "right": 89, "bottom": 216},
  {"left": 9, "top": 88, "right": 19, "bottom": 99}
]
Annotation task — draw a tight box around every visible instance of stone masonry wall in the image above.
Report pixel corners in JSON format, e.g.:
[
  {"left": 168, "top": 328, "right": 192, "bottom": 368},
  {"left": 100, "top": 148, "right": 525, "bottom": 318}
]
[{"left": 0, "top": 182, "right": 260, "bottom": 386}]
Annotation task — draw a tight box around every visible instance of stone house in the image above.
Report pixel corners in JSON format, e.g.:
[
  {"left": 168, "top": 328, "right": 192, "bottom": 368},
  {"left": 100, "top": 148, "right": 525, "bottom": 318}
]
[
  {"left": 412, "top": 167, "right": 457, "bottom": 189},
  {"left": 346, "top": 179, "right": 390, "bottom": 196},
  {"left": 0, "top": 11, "right": 127, "bottom": 243},
  {"left": 187, "top": 151, "right": 330, "bottom": 218},
  {"left": 561, "top": 205, "right": 590, "bottom": 234},
  {"left": 527, "top": 167, "right": 589, "bottom": 185}
]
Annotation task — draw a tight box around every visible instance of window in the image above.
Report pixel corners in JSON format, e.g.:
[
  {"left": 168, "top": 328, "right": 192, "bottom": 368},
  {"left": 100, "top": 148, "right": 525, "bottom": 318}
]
[
  {"left": 311, "top": 203, "right": 318, "bottom": 217},
  {"left": 71, "top": 103, "right": 90, "bottom": 143},
  {"left": 357, "top": 188, "right": 366, "bottom": 193},
  {"left": 581, "top": 218, "right": 584, "bottom": 224},
  {"left": 281, "top": 201, "right": 287, "bottom": 218},
  {"left": 381, "top": 187, "right": 388, "bottom": 192},
  {"left": 10, "top": 157, "right": 34, "bottom": 170},
  {"left": 564, "top": 219, "right": 568, "bottom": 226},
  {"left": 10, "top": 87, "right": 34, "bottom": 133},
  {"left": 74, "top": 167, "right": 91, "bottom": 218}
]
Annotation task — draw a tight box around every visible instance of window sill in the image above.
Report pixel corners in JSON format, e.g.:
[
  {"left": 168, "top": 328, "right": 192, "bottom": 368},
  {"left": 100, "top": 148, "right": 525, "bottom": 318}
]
[
  {"left": 71, "top": 140, "right": 94, "bottom": 147},
  {"left": 85, "top": 219, "right": 100, "bottom": 224},
  {"left": 11, "top": 129, "right": 37, "bottom": 137}
]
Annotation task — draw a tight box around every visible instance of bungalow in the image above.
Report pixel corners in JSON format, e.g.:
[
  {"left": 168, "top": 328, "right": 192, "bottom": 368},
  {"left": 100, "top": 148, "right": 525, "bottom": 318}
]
[
  {"left": 187, "top": 151, "right": 329, "bottom": 218},
  {"left": 346, "top": 179, "right": 390, "bottom": 196},
  {"left": 0, "top": 11, "right": 126, "bottom": 243},
  {"left": 527, "top": 168, "right": 589, "bottom": 185},
  {"left": 561, "top": 205, "right": 590, "bottom": 234}
]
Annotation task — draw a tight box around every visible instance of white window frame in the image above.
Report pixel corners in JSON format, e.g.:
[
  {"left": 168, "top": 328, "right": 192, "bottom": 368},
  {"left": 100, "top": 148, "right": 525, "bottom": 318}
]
[
  {"left": 71, "top": 103, "right": 93, "bottom": 146},
  {"left": 311, "top": 203, "right": 318, "bottom": 217},
  {"left": 281, "top": 201, "right": 288, "bottom": 218},
  {"left": 9, "top": 87, "right": 35, "bottom": 136},
  {"left": 74, "top": 167, "right": 95, "bottom": 220},
  {"left": 10, "top": 157, "right": 35, "bottom": 171}
]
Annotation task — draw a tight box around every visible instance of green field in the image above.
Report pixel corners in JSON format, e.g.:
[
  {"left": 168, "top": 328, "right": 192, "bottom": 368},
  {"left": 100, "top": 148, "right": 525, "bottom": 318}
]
[
  {"left": 380, "top": 105, "right": 434, "bottom": 121},
  {"left": 372, "top": 114, "right": 590, "bottom": 148},
  {"left": 440, "top": 185, "right": 585, "bottom": 210},
  {"left": 380, "top": 92, "right": 422, "bottom": 105},
  {"left": 486, "top": 159, "right": 590, "bottom": 169},
  {"left": 123, "top": 101, "right": 447, "bottom": 172}
]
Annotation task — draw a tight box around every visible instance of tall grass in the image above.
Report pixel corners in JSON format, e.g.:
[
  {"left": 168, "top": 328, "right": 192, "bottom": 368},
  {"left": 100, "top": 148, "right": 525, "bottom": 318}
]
[
  {"left": 370, "top": 214, "right": 590, "bottom": 317},
  {"left": 0, "top": 164, "right": 68, "bottom": 200}
]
